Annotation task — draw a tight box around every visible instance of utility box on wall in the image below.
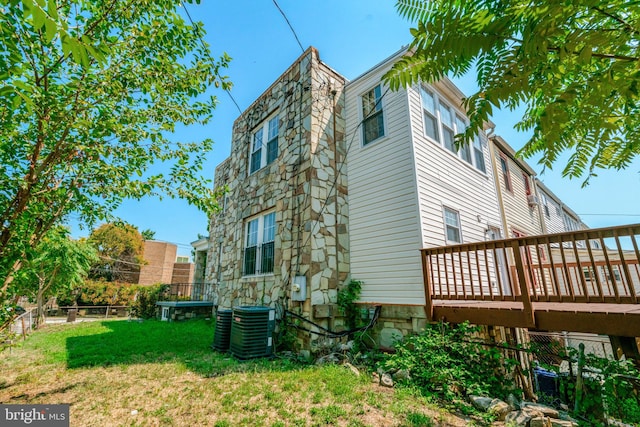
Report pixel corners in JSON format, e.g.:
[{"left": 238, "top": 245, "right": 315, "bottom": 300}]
[{"left": 291, "top": 275, "right": 307, "bottom": 301}]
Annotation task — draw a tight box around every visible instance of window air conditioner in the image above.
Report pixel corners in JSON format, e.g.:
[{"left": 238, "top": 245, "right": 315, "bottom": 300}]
[{"left": 527, "top": 194, "right": 539, "bottom": 206}]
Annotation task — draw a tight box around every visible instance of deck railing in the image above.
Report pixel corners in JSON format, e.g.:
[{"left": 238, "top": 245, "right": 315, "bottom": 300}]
[
  {"left": 421, "top": 224, "right": 640, "bottom": 323},
  {"left": 159, "top": 282, "right": 214, "bottom": 302}
]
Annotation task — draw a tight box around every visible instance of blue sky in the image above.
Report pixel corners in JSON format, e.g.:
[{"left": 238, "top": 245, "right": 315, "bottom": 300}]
[{"left": 72, "top": 1, "right": 640, "bottom": 257}]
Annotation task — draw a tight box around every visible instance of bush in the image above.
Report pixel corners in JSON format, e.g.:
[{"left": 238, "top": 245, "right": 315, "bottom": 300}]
[
  {"left": 539, "top": 347, "right": 640, "bottom": 424},
  {"left": 383, "top": 322, "right": 518, "bottom": 402},
  {"left": 130, "top": 284, "right": 169, "bottom": 319},
  {"left": 57, "top": 279, "right": 138, "bottom": 306}
]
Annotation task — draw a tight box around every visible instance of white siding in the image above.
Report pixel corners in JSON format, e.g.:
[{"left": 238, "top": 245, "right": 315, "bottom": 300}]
[
  {"left": 408, "top": 82, "right": 503, "bottom": 250},
  {"left": 492, "top": 145, "right": 544, "bottom": 237},
  {"left": 345, "top": 53, "right": 505, "bottom": 305},
  {"left": 538, "top": 186, "right": 566, "bottom": 234},
  {"left": 345, "top": 62, "right": 424, "bottom": 305}
]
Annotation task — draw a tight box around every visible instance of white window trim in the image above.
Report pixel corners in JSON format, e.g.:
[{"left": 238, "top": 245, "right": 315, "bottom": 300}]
[
  {"left": 420, "top": 85, "right": 486, "bottom": 173},
  {"left": 360, "top": 84, "right": 386, "bottom": 146},
  {"left": 443, "top": 206, "right": 463, "bottom": 244},
  {"left": 243, "top": 211, "right": 276, "bottom": 276},
  {"left": 249, "top": 114, "right": 279, "bottom": 174}
]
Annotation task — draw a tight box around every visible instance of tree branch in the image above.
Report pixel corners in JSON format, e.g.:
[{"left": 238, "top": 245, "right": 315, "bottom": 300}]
[{"left": 592, "top": 6, "right": 640, "bottom": 37}]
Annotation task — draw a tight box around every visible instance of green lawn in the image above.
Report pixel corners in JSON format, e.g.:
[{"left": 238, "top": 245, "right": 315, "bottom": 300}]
[{"left": 0, "top": 319, "right": 470, "bottom": 426}]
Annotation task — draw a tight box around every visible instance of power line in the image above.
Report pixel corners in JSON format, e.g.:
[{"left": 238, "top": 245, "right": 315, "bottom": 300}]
[
  {"left": 181, "top": 3, "right": 243, "bottom": 114},
  {"left": 272, "top": 0, "right": 305, "bottom": 53},
  {"left": 577, "top": 213, "right": 640, "bottom": 217}
]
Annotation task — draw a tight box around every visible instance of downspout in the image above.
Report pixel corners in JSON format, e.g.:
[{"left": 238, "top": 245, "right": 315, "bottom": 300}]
[
  {"left": 533, "top": 182, "right": 548, "bottom": 235},
  {"left": 488, "top": 136, "right": 509, "bottom": 238},
  {"left": 331, "top": 87, "right": 340, "bottom": 290}
]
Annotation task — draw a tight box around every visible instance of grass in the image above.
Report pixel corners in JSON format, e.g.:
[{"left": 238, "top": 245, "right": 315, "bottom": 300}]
[{"left": 0, "top": 319, "right": 471, "bottom": 426}]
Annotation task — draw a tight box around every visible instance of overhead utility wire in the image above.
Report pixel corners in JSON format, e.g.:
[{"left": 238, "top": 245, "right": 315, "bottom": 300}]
[
  {"left": 577, "top": 213, "right": 640, "bottom": 217},
  {"left": 272, "top": 0, "right": 305, "bottom": 53},
  {"left": 181, "top": 3, "right": 243, "bottom": 114}
]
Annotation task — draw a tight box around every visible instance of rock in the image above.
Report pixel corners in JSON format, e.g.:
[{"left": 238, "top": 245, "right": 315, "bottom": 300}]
[
  {"left": 530, "top": 416, "right": 552, "bottom": 427},
  {"left": 470, "top": 395, "right": 494, "bottom": 412},
  {"left": 343, "top": 362, "right": 360, "bottom": 377},
  {"left": 315, "top": 353, "right": 339, "bottom": 365},
  {"left": 557, "top": 412, "right": 578, "bottom": 424},
  {"left": 488, "top": 399, "right": 512, "bottom": 421},
  {"left": 522, "top": 403, "right": 559, "bottom": 419},
  {"left": 505, "top": 410, "right": 532, "bottom": 427},
  {"left": 550, "top": 420, "right": 578, "bottom": 427},
  {"left": 380, "top": 373, "right": 394, "bottom": 388},
  {"left": 507, "top": 393, "right": 520, "bottom": 410},
  {"left": 391, "top": 369, "right": 410, "bottom": 381}
]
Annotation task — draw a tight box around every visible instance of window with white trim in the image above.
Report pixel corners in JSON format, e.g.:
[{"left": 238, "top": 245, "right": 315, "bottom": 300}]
[
  {"left": 443, "top": 207, "right": 462, "bottom": 243},
  {"left": 522, "top": 173, "right": 532, "bottom": 195},
  {"left": 243, "top": 212, "right": 276, "bottom": 275},
  {"left": 420, "top": 86, "right": 485, "bottom": 172},
  {"left": 499, "top": 154, "right": 512, "bottom": 192},
  {"left": 362, "top": 84, "right": 384, "bottom": 145},
  {"left": 250, "top": 116, "right": 279, "bottom": 174},
  {"left": 540, "top": 193, "right": 551, "bottom": 218}
]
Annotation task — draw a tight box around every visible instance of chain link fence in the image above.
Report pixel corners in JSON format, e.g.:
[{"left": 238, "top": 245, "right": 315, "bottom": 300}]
[{"left": 525, "top": 331, "right": 639, "bottom": 424}]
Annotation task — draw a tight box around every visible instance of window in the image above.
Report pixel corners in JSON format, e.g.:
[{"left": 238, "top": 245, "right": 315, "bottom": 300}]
[
  {"left": 523, "top": 174, "right": 532, "bottom": 195},
  {"left": 443, "top": 207, "right": 462, "bottom": 243},
  {"left": 243, "top": 212, "right": 276, "bottom": 275},
  {"left": 362, "top": 84, "right": 384, "bottom": 145},
  {"left": 421, "top": 88, "right": 439, "bottom": 142},
  {"left": 420, "top": 86, "right": 485, "bottom": 172},
  {"left": 473, "top": 136, "right": 486, "bottom": 173},
  {"left": 540, "top": 193, "right": 551, "bottom": 218},
  {"left": 456, "top": 115, "right": 472, "bottom": 163},
  {"left": 250, "top": 116, "right": 279, "bottom": 174},
  {"left": 439, "top": 101, "right": 456, "bottom": 153},
  {"left": 499, "top": 155, "right": 512, "bottom": 192}
]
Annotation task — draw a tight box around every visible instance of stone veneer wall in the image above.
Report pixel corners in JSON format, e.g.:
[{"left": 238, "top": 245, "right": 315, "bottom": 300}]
[{"left": 207, "top": 47, "right": 348, "bottom": 345}]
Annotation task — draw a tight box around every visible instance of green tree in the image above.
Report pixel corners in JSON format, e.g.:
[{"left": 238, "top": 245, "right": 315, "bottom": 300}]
[
  {"left": 88, "top": 223, "right": 145, "bottom": 282},
  {"left": 141, "top": 229, "right": 156, "bottom": 241},
  {"left": 0, "top": 0, "right": 228, "bottom": 293},
  {"left": 385, "top": 0, "right": 640, "bottom": 183},
  {"left": 13, "top": 227, "right": 97, "bottom": 325}
]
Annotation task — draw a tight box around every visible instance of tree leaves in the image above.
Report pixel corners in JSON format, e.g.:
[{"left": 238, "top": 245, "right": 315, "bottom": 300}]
[
  {"left": 0, "top": 0, "right": 229, "bottom": 292},
  {"left": 386, "top": 0, "right": 640, "bottom": 183}
]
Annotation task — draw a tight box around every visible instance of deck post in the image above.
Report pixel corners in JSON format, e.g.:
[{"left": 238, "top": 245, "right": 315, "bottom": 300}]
[
  {"left": 421, "top": 250, "right": 434, "bottom": 321},
  {"left": 511, "top": 240, "right": 536, "bottom": 328}
]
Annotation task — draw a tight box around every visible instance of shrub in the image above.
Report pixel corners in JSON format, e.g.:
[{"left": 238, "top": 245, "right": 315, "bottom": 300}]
[
  {"left": 337, "top": 279, "right": 362, "bottom": 330},
  {"left": 383, "top": 322, "right": 518, "bottom": 402},
  {"left": 57, "top": 279, "right": 138, "bottom": 306},
  {"left": 130, "top": 284, "right": 169, "bottom": 319},
  {"left": 539, "top": 346, "right": 640, "bottom": 424}
]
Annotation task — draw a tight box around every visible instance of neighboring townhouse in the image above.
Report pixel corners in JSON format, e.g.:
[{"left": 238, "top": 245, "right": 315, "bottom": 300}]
[
  {"left": 488, "top": 135, "right": 546, "bottom": 296},
  {"left": 344, "top": 48, "right": 505, "bottom": 346},
  {"left": 489, "top": 135, "right": 545, "bottom": 239},
  {"left": 535, "top": 179, "right": 588, "bottom": 235},
  {"left": 206, "top": 47, "right": 349, "bottom": 345},
  {"left": 191, "top": 237, "right": 209, "bottom": 285}
]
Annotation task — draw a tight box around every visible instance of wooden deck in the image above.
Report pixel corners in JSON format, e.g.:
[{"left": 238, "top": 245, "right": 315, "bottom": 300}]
[{"left": 422, "top": 224, "right": 640, "bottom": 337}]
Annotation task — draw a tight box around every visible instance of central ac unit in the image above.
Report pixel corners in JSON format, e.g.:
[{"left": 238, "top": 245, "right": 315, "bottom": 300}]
[
  {"left": 527, "top": 194, "right": 539, "bottom": 206},
  {"left": 229, "top": 306, "right": 275, "bottom": 360}
]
